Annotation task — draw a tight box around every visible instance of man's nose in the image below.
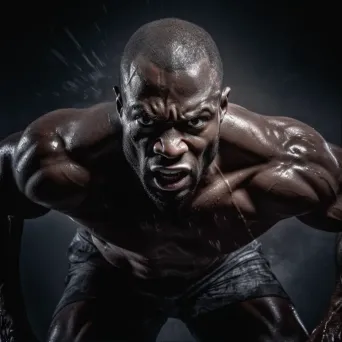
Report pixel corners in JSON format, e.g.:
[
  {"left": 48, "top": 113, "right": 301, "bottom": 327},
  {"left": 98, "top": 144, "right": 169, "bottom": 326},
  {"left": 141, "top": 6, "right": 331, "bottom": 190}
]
[{"left": 153, "top": 129, "right": 189, "bottom": 159}]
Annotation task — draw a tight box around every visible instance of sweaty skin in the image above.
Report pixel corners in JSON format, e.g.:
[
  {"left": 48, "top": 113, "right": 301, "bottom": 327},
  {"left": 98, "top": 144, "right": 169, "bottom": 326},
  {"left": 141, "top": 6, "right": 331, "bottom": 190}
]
[
  {"left": 1, "top": 54, "right": 340, "bottom": 342},
  {"left": 11, "top": 58, "right": 342, "bottom": 280}
]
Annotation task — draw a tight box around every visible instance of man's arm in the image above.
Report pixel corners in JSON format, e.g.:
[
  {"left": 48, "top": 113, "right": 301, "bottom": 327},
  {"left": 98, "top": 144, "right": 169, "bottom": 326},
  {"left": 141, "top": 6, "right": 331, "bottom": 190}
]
[
  {"left": 0, "top": 216, "right": 38, "bottom": 341},
  {"left": 246, "top": 116, "right": 341, "bottom": 229},
  {"left": 13, "top": 108, "right": 92, "bottom": 212},
  {"left": 0, "top": 134, "right": 45, "bottom": 341},
  {"left": 297, "top": 143, "right": 342, "bottom": 232},
  {"left": 0, "top": 132, "right": 49, "bottom": 219},
  {"left": 13, "top": 102, "right": 118, "bottom": 212}
]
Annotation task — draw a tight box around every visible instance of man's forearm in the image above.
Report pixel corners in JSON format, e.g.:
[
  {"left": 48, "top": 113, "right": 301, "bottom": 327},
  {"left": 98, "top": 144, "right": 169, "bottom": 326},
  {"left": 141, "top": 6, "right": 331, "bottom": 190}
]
[
  {"left": 0, "top": 215, "right": 38, "bottom": 342},
  {"left": 297, "top": 205, "right": 342, "bottom": 232}
]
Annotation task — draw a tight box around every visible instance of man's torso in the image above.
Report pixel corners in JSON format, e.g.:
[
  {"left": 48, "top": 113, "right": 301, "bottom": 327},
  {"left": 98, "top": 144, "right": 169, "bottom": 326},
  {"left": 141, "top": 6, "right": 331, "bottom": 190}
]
[{"left": 10, "top": 102, "right": 335, "bottom": 279}]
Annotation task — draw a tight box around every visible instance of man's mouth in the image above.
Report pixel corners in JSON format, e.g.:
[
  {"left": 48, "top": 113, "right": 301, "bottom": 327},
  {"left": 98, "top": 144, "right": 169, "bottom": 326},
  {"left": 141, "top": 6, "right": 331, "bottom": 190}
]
[{"left": 150, "top": 165, "right": 191, "bottom": 191}]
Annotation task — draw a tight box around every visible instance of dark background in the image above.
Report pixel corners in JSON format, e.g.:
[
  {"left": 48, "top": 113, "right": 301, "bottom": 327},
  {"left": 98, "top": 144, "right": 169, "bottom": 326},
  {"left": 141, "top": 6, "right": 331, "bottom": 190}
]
[{"left": 1, "top": 0, "right": 340, "bottom": 341}]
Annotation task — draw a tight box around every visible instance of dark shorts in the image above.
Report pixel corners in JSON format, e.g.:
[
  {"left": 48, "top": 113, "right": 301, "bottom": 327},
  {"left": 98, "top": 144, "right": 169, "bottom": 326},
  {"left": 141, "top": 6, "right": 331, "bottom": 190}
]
[{"left": 53, "top": 227, "right": 290, "bottom": 323}]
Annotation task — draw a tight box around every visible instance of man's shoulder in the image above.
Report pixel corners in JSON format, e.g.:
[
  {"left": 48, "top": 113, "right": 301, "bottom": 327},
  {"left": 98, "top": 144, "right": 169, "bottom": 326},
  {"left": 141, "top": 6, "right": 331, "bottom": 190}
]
[
  {"left": 220, "top": 103, "right": 333, "bottom": 164},
  {"left": 219, "top": 104, "right": 286, "bottom": 167},
  {"left": 221, "top": 103, "right": 301, "bottom": 146},
  {"left": 0, "top": 132, "right": 22, "bottom": 174},
  {"left": 19, "top": 102, "right": 121, "bottom": 158},
  {"left": 0, "top": 132, "right": 22, "bottom": 153},
  {"left": 218, "top": 104, "right": 340, "bottom": 221}
]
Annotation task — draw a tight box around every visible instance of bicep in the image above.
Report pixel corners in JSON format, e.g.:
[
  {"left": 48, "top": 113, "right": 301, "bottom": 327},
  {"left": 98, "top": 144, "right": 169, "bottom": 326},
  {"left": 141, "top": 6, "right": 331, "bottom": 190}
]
[{"left": 14, "top": 130, "right": 90, "bottom": 212}]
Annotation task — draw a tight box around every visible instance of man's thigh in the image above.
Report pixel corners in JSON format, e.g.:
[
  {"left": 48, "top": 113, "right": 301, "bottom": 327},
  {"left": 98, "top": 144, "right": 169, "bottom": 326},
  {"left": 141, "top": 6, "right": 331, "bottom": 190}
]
[
  {"left": 48, "top": 300, "right": 110, "bottom": 342},
  {"left": 47, "top": 298, "right": 166, "bottom": 342},
  {"left": 180, "top": 241, "right": 309, "bottom": 341},
  {"left": 186, "top": 296, "right": 308, "bottom": 342},
  {"left": 47, "top": 228, "right": 166, "bottom": 342}
]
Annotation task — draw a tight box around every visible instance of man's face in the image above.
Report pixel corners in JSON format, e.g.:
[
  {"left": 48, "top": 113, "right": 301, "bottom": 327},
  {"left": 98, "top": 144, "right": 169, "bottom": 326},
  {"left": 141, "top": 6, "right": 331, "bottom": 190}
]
[{"left": 118, "top": 56, "right": 229, "bottom": 208}]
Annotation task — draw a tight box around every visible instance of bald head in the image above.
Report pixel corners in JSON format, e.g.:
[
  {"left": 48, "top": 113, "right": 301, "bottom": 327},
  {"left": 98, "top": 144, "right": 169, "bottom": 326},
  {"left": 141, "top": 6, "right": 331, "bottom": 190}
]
[
  {"left": 120, "top": 18, "right": 223, "bottom": 88},
  {"left": 116, "top": 19, "right": 230, "bottom": 208}
]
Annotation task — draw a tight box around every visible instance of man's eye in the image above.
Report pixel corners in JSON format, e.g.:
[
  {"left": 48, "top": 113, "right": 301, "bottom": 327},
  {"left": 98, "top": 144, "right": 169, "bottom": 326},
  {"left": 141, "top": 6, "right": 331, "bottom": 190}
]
[
  {"left": 136, "top": 114, "right": 154, "bottom": 126},
  {"left": 187, "top": 117, "right": 208, "bottom": 128}
]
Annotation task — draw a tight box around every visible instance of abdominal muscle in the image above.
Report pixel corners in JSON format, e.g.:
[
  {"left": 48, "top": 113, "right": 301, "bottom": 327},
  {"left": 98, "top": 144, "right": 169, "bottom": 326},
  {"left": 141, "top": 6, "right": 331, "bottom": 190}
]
[
  {"left": 70, "top": 192, "right": 256, "bottom": 281},
  {"left": 90, "top": 224, "right": 226, "bottom": 280}
]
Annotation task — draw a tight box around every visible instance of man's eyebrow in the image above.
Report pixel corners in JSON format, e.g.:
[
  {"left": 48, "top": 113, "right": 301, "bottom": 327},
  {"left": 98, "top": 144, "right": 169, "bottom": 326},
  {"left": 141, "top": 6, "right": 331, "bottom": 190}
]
[
  {"left": 128, "top": 103, "right": 214, "bottom": 120},
  {"left": 130, "top": 104, "right": 144, "bottom": 112},
  {"left": 182, "top": 106, "right": 214, "bottom": 119},
  {"left": 129, "top": 104, "right": 156, "bottom": 118}
]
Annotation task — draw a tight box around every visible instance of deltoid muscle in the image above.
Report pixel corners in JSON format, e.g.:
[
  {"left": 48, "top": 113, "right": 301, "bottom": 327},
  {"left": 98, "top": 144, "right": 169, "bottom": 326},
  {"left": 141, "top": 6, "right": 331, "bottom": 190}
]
[{"left": 0, "top": 215, "right": 37, "bottom": 342}]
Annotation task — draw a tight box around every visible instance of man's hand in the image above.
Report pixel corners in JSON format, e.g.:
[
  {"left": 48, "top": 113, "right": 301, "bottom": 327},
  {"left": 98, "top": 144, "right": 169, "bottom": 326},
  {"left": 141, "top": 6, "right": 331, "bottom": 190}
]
[
  {"left": 92, "top": 235, "right": 151, "bottom": 278},
  {"left": 309, "top": 284, "right": 342, "bottom": 341},
  {"left": 309, "top": 234, "right": 342, "bottom": 341}
]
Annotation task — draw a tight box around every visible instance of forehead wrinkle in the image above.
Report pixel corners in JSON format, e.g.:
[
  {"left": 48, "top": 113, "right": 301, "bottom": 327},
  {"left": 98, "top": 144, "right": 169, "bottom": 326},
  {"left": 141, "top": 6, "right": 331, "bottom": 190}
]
[
  {"left": 124, "top": 55, "right": 221, "bottom": 99},
  {"left": 123, "top": 57, "right": 221, "bottom": 119},
  {"left": 128, "top": 91, "right": 219, "bottom": 122},
  {"left": 122, "top": 60, "right": 158, "bottom": 101},
  {"left": 127, "top": 56, "right": 216, "bottom": 94},
  {"left": 149, "top": 97, "right": 165, "bottom": 117},
  {"left": 162, "top": 98, "right": 218, "bottom": 122},
  {"left": 121, "top": 61, "right": 139, "bottom": 88},
  {"left": 180, "top": 92, "right": 219, "bottom": 112},
  {"left": 133, "top": 57, "right": 168, "bottom": 89},
  {"left": 129, "top": 102, "right": 156, "bottom": 118}
]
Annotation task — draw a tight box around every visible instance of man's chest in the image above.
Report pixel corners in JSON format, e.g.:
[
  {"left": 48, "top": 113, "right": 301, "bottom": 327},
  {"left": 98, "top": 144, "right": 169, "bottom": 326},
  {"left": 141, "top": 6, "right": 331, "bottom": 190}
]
[{"left": 69, "top": 169, "right": 274, "bottom": 252}]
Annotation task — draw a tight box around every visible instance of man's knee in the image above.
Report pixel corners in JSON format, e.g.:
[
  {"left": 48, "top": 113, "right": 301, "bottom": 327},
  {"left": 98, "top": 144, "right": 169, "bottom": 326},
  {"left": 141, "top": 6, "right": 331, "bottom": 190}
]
[
  {"left": 188, "top": 297, "right": 309, "bottom": 342},
  {"left": 242, "top": 297, "right": 309, "bottom": 341},
  {"left": 47, "top": 301, "right": 96, "bottom": 342}
]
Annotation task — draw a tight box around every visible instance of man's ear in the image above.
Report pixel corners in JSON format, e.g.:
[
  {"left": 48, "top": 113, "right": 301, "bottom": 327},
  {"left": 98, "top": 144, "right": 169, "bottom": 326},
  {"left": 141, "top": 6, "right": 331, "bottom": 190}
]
[
  {"left": 220, "top": 86, "right": 230, "bottom": 122},
  {"left": 114, "top": 86, "right": 123, "bottom": 117}
]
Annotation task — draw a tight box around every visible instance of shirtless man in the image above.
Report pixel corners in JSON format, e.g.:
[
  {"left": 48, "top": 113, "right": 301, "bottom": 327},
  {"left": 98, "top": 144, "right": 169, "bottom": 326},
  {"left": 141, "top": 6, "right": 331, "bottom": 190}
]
[{"left": 1, "top": 18, "right": 341, "bottom": 341}]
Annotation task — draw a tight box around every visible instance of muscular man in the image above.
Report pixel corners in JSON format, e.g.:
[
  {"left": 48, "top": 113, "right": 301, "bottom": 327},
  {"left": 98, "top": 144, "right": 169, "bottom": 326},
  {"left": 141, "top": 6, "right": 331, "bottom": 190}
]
[{"left": 2, "top": 18, "right": 341, "bottom": 341}]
